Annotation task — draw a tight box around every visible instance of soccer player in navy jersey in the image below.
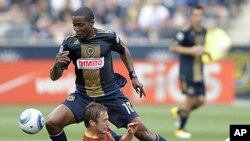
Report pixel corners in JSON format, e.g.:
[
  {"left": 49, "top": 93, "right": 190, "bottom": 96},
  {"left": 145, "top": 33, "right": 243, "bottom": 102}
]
[
  {"left": 82, "top": 102, "right": 138, "bottom": 141},
  {"left": 46, "top": 7, "right": 167, "bottom": 141},
  {"left": 170, "top": 5, "right": 208, "bottom": 139}
]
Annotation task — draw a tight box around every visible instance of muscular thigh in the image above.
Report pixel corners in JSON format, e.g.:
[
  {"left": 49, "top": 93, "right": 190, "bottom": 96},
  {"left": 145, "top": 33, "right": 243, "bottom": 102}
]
[
  {"left": 47, "top": 104, "right": 76, "bottom": 127},
  {"left": 96, "top": 91, "right": 139, "bottom": 128}
]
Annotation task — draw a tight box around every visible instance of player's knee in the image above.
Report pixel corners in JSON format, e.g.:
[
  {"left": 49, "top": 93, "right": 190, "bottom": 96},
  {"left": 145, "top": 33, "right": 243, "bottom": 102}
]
[
  {"left": 45, "top": 117, "right": 56, "bottom": 129},
  {"left": 135, "top": 128, "right": 156, "bottom": 141},
  {"left": 45, "top": 116, "right": 63, "bottom": 132},
  {"left": 198, "top": 97, "right": 205, "bottom": 105},
  {"left": 191, "top": 98, "right": 205, "bottom": 110}
]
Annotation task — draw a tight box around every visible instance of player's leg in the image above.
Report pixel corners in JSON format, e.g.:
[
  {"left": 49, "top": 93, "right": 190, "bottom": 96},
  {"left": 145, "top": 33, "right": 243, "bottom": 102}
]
[
  {"left": 197, "top": 95, "right": 205, "bottom": 106},
  {"left": 191, "top": 95, "right": 205, "bottom": 110},
  {"left": 129, "top": 117, "right": 167, "bottom": 141},
  {"left": 190, "top": 82, "right": 206, "bottom": 110},
  {"left": 46, "top": 92, "right": 90, "bottom": 141},
  {"left": 170, "top": 78, "right": 192, "bottom": 130},
  {"left": 100, "top": 91, "right": 167, "bottom": 141},
  {"left": 173, "top": 81, "right": 205, "bottom": 138},
  {"left": 45, "top": 104, "right": 75, "bottom": 141},
  {"left": 170, "top": 79, "right": 195, "bottom": 138},
  {"left": 175, "top": 95, "right": 204, "bottom": 138},
  {"left": 171, "top": 96, "right": 193, "bottom": 139},
  {"left": 180, "top": 95, "right": 197, "bottom": 128}
]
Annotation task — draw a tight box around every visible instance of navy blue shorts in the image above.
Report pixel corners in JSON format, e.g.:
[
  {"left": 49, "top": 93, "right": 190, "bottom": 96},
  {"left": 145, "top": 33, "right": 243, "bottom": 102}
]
[
  {"left": 63, "top": 90, "right": 138, "bottom": 128},
  {"left": 180, "top": 79, "right": 205, "bottom": 96}
]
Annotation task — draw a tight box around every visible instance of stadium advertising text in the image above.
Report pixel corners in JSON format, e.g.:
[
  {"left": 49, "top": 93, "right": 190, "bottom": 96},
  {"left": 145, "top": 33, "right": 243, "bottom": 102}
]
[{"left": 0, "top": 60, "right": 234, "bottom": 104}]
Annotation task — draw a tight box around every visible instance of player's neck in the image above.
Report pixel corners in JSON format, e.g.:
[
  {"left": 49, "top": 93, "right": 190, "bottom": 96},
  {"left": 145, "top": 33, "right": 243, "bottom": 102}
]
[
  {"left": 86, "top": 28, "right": 96, "bottom": 39},
  {"left": 85, "top": 128, "right": 101, "bottom": 137},
  {"left": 192, "top": 24, "right": 202, "bottom": 32}
]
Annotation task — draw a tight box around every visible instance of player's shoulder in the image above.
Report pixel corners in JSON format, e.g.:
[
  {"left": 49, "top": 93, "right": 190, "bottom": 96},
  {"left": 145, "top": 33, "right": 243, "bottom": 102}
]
[
  {"left": 96, "top": 28, "right": 117, "bottom": 39},
  {"left": 63, "top": 34, "right": 79, "bottom": 45},
  {"left": 175, "top": 25, "right": 190, "bottom": 41},
  {"left": 96, "top": 28, "right": 115, "bottom": 34},
  {"left": 64, "top": 34, "right": 78, "bottom": 41},
  {"left": 95, "top": 28, "right": 119, "bottom": 43},
  {"left": 180, "top": 24, "right": 191, "bottom": 33}
]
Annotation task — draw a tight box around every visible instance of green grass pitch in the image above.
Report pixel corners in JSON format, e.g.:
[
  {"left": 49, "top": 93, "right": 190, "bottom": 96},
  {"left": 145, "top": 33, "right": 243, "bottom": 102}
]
[{"left": 0, "top": 104, "right": 249, "bottom": 141}]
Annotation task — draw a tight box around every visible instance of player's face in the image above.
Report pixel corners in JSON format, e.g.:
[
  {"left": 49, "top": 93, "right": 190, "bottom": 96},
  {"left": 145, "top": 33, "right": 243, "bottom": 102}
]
[
  {"left": 72, "top": 16, "right": 94, "bottom": 39},
  {"left": 95, "top": 111, "right": 110, "bottom": 134},
  {"left": 191, "top": 9, "right": 204, "bottom": 27}
]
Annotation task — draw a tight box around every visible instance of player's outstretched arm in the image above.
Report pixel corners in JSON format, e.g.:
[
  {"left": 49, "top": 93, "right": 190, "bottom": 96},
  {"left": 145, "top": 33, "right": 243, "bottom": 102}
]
[
  {"left": 119, "top": 47, "right": 146, "bottom": 98},
  {"left": 120, "top": 122, "right": 139, "bottom": 141},
  {"left": 50, "top": 51, "right": 70, "bottom": 81}
]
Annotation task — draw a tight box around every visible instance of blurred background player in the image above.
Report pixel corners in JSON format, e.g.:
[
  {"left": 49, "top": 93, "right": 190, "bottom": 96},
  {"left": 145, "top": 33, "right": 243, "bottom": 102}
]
[
  {"left": 46, "top": 6, "right": 167, "bottom": 141},
  {"left": 169, "top": 5, "right": 208, "bottom": 139},
  {"left": 83, "top": 102, "right": 138, "bottom": 141}
]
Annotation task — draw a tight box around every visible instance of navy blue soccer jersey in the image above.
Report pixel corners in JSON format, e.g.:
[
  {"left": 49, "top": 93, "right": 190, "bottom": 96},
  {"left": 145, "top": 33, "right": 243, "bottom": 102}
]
[
  {"left": 174, "top": 26, "right": 207, "bottom": 82},
  {"left": 58, "top": 28, "right": 126, "bottom": 97}
]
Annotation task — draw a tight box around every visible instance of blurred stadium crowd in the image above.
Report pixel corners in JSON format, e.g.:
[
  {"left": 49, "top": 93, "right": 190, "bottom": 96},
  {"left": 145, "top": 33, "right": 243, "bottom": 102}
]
[{"left": 0, "top": 0, "right": 246, "bottom": 45}]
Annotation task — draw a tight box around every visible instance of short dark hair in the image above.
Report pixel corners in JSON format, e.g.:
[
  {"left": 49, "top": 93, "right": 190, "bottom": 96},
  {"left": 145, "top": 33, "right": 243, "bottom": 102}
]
[
  {"left": 73, "top": 7, "right": 94, "bottom": 20},
  {"left": 84, "top": 102, "right": 108, "bottom": 128},
  {"left": 191, "top": 5, "right": 204, "bottom": 13}
]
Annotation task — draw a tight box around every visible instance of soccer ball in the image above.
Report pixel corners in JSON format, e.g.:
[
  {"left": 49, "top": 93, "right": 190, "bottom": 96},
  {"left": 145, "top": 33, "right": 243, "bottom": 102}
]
[
  {"left": 19, "top": 108, "right": 45, "bottom": 134},
  {"left": 224, "top": 138, "right": 230, "bottom": 141}
]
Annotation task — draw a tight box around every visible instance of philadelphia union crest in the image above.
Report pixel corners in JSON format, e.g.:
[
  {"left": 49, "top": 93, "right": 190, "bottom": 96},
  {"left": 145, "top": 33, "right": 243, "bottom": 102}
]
[
  {"left": 67, "top": 95, "right": 75, "bottom": 102},
  {"left": 87, "top": 47, "right": 95, "bottom": 55}
]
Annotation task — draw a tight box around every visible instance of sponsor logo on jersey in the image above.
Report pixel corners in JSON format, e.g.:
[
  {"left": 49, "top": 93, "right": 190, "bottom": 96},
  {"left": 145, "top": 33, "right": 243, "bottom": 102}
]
[{"left": 77, "top": 57, "right": 104, "bottom": 69}]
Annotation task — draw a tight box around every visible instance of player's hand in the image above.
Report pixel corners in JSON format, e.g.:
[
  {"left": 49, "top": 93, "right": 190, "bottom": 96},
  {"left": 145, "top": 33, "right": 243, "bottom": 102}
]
[
  {"left": 127, "top": 122, "right": 139, "bottom": 135},
  {"left": 54, "top": 51, "right": 70, "bottom": 66},
  {"left": 190, "top": 45, "right": 204, "bottom": 56},
  {"left": 132, "top": 78, "right": 146, "bottom": 98}
]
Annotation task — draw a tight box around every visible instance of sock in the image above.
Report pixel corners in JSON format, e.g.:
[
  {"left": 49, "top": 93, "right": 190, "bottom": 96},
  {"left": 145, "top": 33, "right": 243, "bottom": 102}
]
[
  {"left": 179, "top": 116, "right": 188, "bottom": 129},
  {"left": 156, "top": 135, "right": 167, "bottom": 141},
  {"left": 50, "top": 130, "right": 67, "bottom": 141},
  {"left": 178, "top": 108, "right": 188, "bottom": 130}
]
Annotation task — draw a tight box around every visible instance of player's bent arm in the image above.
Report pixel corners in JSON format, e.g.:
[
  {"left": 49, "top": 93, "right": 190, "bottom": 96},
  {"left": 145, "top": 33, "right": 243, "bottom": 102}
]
[
  {"left": 50, "top": 51, "right": 69, "bottom": 81},
  {"left": 50, "top": 64, "right": 63, "bottom": 81},
  {"left": 119, "top": 47, "right": 135, "bottom": 73},
  {"left": 119, "top": 46, "right": 146, "bottom": 97},
  {"left": 170, "top": 42, "right": 192, "bottom": 55},
  {"left": 170, "top": 42, "right": 203, "bottom": 56}
]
